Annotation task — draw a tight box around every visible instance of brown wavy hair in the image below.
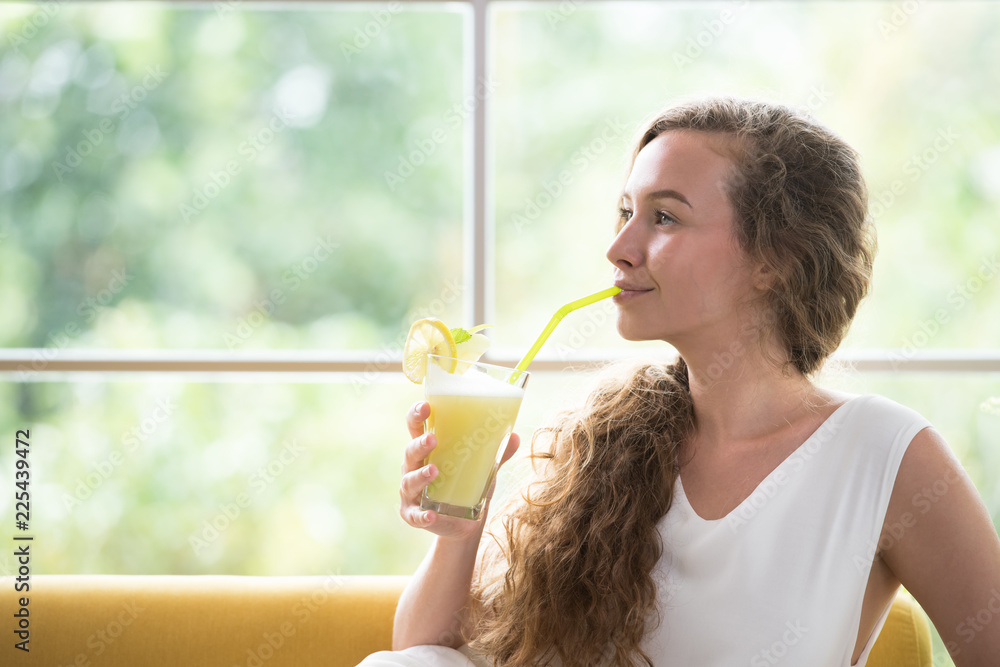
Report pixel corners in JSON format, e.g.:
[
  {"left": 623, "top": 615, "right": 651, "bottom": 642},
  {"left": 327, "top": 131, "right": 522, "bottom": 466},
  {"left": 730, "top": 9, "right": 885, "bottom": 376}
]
[{"left": 466, "top": 97, "right": 875, "bottom": 665}]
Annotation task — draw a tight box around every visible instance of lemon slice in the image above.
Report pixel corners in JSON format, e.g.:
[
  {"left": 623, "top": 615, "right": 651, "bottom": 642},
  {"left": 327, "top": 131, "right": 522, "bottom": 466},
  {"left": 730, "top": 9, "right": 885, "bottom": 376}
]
[
  {"left": 402, "top": 318, "right": 458, "bottom": 383},
  {"left": 454, "top": 331, "right": 491, "bottom": 374}
]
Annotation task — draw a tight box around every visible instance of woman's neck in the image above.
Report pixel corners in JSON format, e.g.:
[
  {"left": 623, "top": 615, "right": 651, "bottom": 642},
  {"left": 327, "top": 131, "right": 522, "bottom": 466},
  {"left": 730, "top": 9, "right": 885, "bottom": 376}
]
[{"left": 680, "top": 337, "right": 824, "bottom": 452}]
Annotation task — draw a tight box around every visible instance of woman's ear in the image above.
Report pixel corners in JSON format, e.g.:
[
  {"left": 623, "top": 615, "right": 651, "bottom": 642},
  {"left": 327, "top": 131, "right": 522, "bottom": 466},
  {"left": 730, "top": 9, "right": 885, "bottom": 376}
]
[{"left": 751, "top": 260, "right": 777, "bottom": 292}]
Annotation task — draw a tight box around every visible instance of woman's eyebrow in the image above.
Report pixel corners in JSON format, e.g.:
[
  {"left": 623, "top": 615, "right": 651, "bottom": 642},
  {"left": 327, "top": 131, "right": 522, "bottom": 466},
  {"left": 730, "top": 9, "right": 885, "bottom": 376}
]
[
  {"left": 620, "top": 188, "right": 693, "bottom": 209},
  {"left": 646, "top": 188, "right": 693, "bottom": 209}
]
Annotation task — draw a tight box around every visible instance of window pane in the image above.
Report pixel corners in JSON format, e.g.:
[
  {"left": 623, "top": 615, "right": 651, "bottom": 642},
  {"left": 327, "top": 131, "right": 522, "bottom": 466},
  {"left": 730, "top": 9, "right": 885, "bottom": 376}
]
[
  {"left": 0, "top": 4, "right": 464, "bottom": 352},
  {"left": 0, "top": 376, "right": 435, "bottom": 575},
  {"left": 492, "top": 1, "right": 1000, "bottom": 353},
  {"left": 2, "top": 368, "right": 996, "bottom": 582}
]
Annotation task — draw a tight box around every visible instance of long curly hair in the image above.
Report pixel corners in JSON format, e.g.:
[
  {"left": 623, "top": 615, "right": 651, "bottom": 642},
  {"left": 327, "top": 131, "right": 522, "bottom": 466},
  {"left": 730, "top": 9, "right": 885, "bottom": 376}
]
[{"left": 466, "top": 97, "right": 875, "bottom": 665}]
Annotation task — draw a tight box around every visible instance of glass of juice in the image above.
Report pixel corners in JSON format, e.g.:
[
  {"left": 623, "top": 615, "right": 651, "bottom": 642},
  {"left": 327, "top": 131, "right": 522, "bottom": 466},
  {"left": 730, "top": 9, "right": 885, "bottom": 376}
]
[{"left": 420, "top": 354, "right": 529, "bottom": 520}]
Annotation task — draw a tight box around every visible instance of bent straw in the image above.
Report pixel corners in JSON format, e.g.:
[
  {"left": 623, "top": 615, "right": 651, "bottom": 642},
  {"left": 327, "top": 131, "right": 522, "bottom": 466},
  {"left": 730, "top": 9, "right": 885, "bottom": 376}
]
[{"left": 514, "top": 286, "right": 622, "bottom": 374}]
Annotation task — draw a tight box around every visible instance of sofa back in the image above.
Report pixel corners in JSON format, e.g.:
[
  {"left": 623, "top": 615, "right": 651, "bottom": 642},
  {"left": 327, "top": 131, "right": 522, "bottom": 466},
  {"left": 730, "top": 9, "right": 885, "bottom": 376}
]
[
  {"left": 3, "top": 574, "right": 930, "bottom": 666},
  {"left": 4, "top": 574, "right": 406, "bottom": 667}
]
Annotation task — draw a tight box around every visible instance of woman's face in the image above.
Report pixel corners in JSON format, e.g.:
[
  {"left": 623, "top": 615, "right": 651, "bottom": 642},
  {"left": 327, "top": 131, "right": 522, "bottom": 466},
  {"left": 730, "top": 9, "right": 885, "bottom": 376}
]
[{"left": 606, "top": 130, "right": 762, "bottom": 347}]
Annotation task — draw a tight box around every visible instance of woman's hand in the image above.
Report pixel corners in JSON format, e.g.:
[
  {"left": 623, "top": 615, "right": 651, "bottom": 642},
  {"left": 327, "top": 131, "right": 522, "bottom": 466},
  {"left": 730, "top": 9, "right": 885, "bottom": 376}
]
[{"left": 399, "top": 400, "right": 520, "bottom": 541}]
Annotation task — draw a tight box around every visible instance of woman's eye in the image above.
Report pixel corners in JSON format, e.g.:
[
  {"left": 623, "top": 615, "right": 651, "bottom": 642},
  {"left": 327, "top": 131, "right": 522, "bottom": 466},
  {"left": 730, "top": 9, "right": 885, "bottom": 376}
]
[
  {"left": 618, "top": 207, "right": 633, "bottom": 222},
  {"left": 656, "top": 211, "right": 677, "bottom": 226}
]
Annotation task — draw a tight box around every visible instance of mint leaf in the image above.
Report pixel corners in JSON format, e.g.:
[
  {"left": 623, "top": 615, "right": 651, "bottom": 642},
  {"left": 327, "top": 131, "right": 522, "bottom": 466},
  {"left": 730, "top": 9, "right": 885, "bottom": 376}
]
[{"left": 450, "top": 327, "right": 472, "bottom": 345}]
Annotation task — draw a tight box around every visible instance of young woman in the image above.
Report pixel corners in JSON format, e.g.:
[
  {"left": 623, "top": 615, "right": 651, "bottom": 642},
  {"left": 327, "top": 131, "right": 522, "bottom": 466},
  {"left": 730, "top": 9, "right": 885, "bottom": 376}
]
[{"left": 370, "top": 97, "right": 1000, "bottom": 666}]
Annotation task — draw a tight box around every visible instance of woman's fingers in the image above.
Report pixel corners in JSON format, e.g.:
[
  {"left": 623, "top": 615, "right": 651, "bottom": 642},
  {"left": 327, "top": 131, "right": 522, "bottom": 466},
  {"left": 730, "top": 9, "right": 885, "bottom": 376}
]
[
  {"left": 399, "top": 464, "right": 437, "bottom": 525},
  {"left": 401, "top": 501, "right": 435, "bottom": 529},
  {"left": 402, "top": 401, "right": 433, "bottom": 472},
  {"left": 406, "top": 401, "right": 430, "bottom": 440},
  {"left": 401, "top": 432, "right": 437, "bottom": 476},
  {"left": 400, "top": 463, "right": 436, "bottom": 502},
  {"left": 498, "top": 432, "right": 521, "bottom": 466}
]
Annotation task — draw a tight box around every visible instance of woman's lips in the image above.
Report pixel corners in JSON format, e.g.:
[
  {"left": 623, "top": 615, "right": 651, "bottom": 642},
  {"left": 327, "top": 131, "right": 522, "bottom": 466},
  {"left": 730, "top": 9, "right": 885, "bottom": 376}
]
[{"left": 612, "top": 287, "right": 654, "bottom": 303}]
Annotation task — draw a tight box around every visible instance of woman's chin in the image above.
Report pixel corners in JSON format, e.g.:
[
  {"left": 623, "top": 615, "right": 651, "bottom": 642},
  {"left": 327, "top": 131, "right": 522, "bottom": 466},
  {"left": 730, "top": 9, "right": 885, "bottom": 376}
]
[
  {"left": 616, "top": 322, "right": 659, "bottom": 342},
  {"left": 615, "top": 318, "right": 678, "bottom": 344}
]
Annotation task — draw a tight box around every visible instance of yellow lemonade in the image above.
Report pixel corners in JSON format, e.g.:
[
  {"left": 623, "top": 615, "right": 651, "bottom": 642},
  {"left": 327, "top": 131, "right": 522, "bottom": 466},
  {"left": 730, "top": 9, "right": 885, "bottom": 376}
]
[
  {"left": 425, "top": 392, "right": 523, "bottom": 510},
  {"left": 427, "top": 392, "right": 523, "bottom": 507}
]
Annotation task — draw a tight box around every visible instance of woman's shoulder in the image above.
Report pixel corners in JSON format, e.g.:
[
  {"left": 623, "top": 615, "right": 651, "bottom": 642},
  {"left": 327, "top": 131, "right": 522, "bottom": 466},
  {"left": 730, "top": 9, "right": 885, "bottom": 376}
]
[
  {"left": 817, "top": 389, "right": 933, "bottom": 432},
  {"left": 798, "top": 390, "right": 935, "bottom": 477}
]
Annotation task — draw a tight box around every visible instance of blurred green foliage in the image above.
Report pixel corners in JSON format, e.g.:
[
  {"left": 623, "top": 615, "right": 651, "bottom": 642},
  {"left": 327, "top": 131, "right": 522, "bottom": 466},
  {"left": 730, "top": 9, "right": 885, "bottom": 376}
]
[{"left": 0, "top": 5, "right": 465, "bottom": 351}]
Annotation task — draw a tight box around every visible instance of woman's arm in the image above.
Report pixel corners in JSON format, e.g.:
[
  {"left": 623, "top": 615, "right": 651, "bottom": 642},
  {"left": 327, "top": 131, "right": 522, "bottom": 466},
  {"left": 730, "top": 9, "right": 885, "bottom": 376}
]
[
  {"left": 393, "top": 533, "right": 483, "bottom": 650},
  {"left": 881, "top": 427, "right": 1000, "bottom": 666},
  {"left": 392, "top": 401, "right": 519, "bottom": 650}
]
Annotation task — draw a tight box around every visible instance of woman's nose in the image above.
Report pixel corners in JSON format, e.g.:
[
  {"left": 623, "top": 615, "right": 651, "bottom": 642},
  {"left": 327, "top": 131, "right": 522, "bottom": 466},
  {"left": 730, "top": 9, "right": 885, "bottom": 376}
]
[{"left": 606, "top": 220, "right": 642, "bottom": 269}]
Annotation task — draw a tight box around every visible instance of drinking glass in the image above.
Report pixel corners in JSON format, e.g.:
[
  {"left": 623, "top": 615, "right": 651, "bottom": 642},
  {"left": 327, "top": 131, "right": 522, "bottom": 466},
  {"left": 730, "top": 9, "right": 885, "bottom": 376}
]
[{"left": 420, "top": 355, "right": 529, "bottom": 520}]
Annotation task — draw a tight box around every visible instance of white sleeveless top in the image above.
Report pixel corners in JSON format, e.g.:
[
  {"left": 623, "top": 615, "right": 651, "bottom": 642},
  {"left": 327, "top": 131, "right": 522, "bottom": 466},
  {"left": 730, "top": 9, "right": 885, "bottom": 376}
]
[{"left": 641, "top": 394, "right": 931, "bottom": 667}]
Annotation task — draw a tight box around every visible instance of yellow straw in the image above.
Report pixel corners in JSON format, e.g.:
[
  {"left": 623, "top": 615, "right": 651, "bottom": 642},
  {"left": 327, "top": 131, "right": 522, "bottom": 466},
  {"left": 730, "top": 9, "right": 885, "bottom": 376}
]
[{"left": 514, "top": 286, "right": 622, "bottom": 373}]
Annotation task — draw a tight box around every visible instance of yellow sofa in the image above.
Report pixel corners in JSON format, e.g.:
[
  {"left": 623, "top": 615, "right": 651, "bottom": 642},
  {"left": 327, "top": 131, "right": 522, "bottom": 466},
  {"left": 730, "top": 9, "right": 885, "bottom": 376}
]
[{"left": 3, "top": 575, "right": 931, "bottom": 666}]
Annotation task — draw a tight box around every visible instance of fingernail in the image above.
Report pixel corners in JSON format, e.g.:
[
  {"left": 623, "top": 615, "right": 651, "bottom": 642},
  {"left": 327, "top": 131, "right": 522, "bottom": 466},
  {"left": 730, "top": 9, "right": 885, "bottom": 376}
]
[{"left": 423, "top": 466, "right": 433, "bottom": 478}]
